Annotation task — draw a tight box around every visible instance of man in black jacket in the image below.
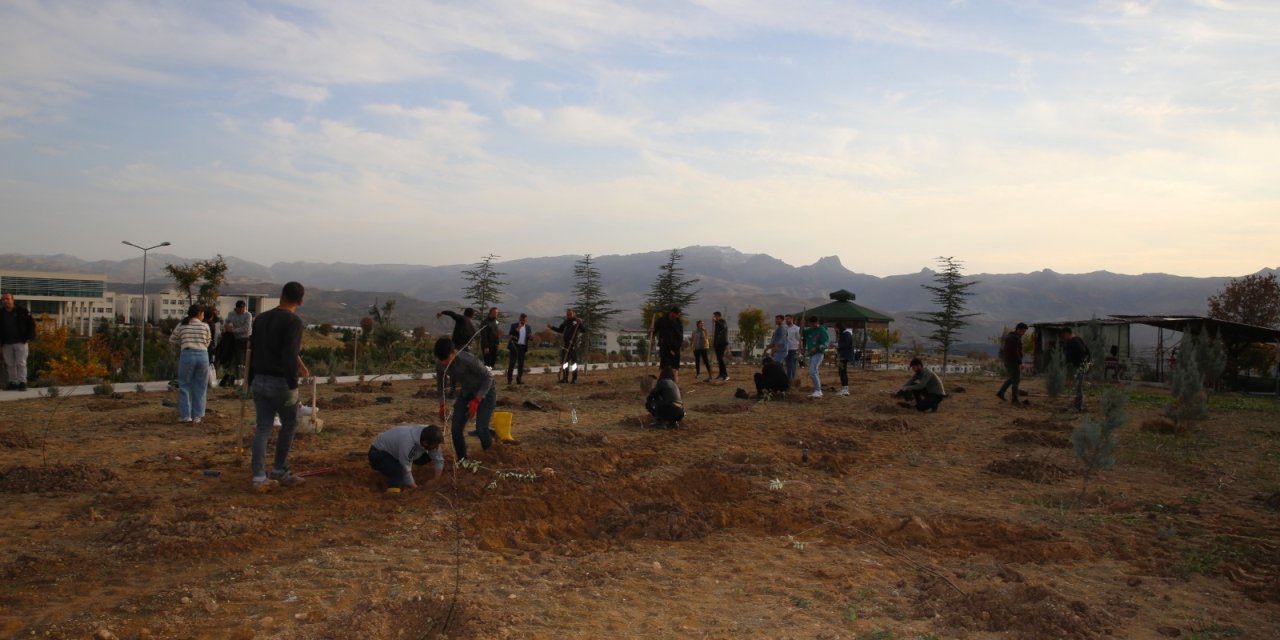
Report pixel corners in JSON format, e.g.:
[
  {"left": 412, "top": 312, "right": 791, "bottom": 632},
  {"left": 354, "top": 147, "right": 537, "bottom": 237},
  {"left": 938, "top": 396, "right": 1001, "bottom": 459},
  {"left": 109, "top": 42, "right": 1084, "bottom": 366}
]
[
  {"left": 996, "top": 323, "right": 1028, "bottom": 406},
  {"left": 0, "top": 292, "right": 37, "bottom": 391},
  {"left": 654, "top": 307, "right": 684, "bottom": 370},
  {"left": 712, "top": 311, "right": 730, "bottom": 381},
  {"left": 753, "top": 357, "right": 789, "bottom": 399},
  {"left": 549, "top": 308, "right": 587, "bottom": 383},
  {"left": 1062, "top": 327, "right": 1091, "bottom": 411},
  {"left": 506, "top": 313, "right": 531, "bottom": 384},
  {"left": 478, "top": 307, "right": 501, "bottom": 368}
]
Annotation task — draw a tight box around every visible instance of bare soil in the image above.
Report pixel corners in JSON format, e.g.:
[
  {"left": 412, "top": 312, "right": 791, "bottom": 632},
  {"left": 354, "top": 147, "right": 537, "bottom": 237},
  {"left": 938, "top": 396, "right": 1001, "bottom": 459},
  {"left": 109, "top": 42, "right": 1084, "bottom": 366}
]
[{"left": 2, "top": 366, "right": 1278, "bottom": 639}]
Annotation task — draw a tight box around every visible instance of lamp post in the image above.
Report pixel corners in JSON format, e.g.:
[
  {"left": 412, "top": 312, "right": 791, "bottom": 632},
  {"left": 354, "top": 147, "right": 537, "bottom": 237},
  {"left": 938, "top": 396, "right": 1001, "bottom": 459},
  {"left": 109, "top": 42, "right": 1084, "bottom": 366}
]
[{"left": 122, "top": 240, "right": 171, "bottom": 380}]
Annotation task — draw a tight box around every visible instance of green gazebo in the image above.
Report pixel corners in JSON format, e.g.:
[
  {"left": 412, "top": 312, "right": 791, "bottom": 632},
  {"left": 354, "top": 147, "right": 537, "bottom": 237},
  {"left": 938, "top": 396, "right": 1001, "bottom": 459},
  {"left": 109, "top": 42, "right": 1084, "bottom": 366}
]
[{"left": 796, "top": 289, "right": 895, "bottom": 366}]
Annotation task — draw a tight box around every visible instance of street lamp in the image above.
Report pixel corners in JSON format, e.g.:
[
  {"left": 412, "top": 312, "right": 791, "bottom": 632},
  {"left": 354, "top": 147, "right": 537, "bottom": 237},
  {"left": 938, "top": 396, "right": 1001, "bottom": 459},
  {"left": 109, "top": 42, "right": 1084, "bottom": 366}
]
[{"left": 122, "top": 240, "right": 171, "bottom": 380}]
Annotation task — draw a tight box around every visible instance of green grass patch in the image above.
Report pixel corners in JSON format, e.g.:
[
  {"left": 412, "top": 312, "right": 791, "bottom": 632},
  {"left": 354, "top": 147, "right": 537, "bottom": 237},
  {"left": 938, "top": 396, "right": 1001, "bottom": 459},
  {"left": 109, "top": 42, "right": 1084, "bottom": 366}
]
[{"left": 1188, "top": 622, "right": 1243, "bottom": 639}]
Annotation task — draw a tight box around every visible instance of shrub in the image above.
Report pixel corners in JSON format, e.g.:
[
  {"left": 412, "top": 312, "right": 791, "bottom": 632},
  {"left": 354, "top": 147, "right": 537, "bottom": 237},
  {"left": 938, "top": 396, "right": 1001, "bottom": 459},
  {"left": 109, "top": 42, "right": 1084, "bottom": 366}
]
[
  {"left": 1043, "top": 346, "right": 1066, "bottom": 398},
  {"left": 1073, "top": 385, "right": 1127, "bottom": 498}
]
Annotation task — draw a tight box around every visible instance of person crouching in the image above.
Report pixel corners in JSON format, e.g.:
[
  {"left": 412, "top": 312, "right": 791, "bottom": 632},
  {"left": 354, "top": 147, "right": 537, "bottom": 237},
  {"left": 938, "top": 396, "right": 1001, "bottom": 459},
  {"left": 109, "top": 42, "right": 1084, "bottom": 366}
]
[
  {"left": 646, "top": 366, "right": 685, "bottom": 428},
  {"left": 894, "top": 358, "right": 947, "bottom": 412},
  {"left": 369, "top": 424, "right": 444, "bottom": 493}
]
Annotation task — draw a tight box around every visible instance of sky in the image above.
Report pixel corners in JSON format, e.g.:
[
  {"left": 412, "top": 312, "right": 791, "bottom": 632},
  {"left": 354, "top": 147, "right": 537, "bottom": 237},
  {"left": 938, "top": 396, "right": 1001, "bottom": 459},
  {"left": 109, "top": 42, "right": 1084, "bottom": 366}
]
[{"left": 1, "top": 0, "right": 1277, "bottom": 278}]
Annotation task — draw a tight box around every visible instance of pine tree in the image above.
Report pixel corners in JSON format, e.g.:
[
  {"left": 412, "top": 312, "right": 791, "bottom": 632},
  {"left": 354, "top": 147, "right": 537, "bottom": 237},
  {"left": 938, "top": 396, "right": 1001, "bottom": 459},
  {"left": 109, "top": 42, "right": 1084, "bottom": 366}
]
[
  {"left": 644, "top": 248, "right": 701, "bottom": 324},
  {"left": 1164, "top": 340, "right": 1207, "bottom": 427},
  {"left": 572, "top": 254, "right": 620, "bottom": 361},
  {"left": 910, "top": 256, "right": 979, "bottom": 368},
  {"left": 1044, "top": 345, "right": 1067, "bottom": 398},
  {"left": 1072, "top": 385, "right": 1127, "bottom": 500},
  {"left": 461, "top": 254, "right": 507, "bottom": 313}
]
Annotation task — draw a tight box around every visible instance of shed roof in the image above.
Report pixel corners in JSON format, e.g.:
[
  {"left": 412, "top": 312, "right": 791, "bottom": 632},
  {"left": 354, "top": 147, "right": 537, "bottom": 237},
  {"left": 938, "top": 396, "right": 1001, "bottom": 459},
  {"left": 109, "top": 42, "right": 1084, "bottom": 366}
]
[
  {"left": 797, "top": 290, "right": 894, "bottom": 324},
  {"left": 1109, "top": 315, "right": 1280, "bottom": 344}
]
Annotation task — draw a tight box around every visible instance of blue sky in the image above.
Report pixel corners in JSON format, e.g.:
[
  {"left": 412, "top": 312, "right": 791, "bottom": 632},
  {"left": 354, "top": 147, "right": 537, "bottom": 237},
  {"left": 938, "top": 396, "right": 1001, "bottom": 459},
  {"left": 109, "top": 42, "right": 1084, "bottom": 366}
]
[{"left": 1, "top": 0, "right": 1277, "bottom": 276}]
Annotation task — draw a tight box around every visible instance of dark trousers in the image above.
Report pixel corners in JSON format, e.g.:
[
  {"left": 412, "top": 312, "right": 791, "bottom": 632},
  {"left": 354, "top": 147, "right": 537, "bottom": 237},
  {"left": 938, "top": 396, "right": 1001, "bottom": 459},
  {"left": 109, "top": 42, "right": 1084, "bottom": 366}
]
[
  {"left": 481, "top": 343, "right": 498, "bottom": 368},
  {"left": 451, "top": 385, "right": 496, "bottom": 460},
  {"left": 368, "top": 446, "right": 407, "bottom": 488},
  {"left": 659, "top": 345, "right": 681, "bottom": 370},
  {"left": 754, "top": 373, "right": 788, "bottom": 396},
  {"left": 648, "top": 402, "right": 685, "bottom": 424},
  {"left": 997, "top": 363, "right": 1021, "bottom": 401},
  {"left": 837, "top": 357, "right": 850, "bottom": 386},
  {"left": 897, "top": 389, "right": 945, "bottom": 412},
  {"left": 506, "top": 344, "right": 527, "bottom": 383},
  {"left": 559, "top": 348, "right": 580, "bottom": 383},
  {"left": 693, "top": 349, "right": 711, "bottom": 376},
  {"left": 714, "top": 343, "right": 728, "bottom": 378}
]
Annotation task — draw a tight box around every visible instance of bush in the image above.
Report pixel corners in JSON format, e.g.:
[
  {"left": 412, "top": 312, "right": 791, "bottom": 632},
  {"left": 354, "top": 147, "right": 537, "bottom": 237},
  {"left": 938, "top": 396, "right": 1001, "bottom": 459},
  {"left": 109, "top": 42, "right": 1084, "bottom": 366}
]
[{"left": 1073, "top": 385, "right": 1127, "bottom": 498}]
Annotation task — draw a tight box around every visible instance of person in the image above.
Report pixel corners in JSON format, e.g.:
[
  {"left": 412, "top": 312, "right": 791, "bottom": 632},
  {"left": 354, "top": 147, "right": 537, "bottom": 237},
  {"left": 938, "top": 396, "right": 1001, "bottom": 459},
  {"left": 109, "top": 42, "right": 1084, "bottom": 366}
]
[
  {"left": 996, "top": 323, "right": 1028, "bottom": 406},
  {"left": 247, "top": 282, "right": 311, "bottom": 492},
  {"left": 645, "top": 366, "right": 684, "bottom": 428},
  {"left": 0, "top": 292, "right": 36, "bottom": 391},
  {"left": 1103, "top": 345, "right": 1124, "bottom": 382},
  {"left": 169, "top": 304, "right": 212, "bottom": 423},
  {"left": 478, "top": 307, "right": 501, "bottom": 368},
  {"left": 438, "top": 308, "right": 478, "bottom": 352},
  {"left": 802, "top": 316, "right": 830, "bottom": 398},
  {"left": 767, "top": 315, "right": 786, "bottom": 364},
  {"left": 753, "top": 356, "right": 789, "bottom": 399},
  {"left": 783, "top": 314, "right": 801, "bottom": 384},
  {"left": 368, "top": 424, "right": 445, "bottom": 493},
  {"left": 549, "top": 308, "right": 586, "bottom": 383},
  {"left": 895, "top": 358, "right": 947, "bottom": 412},
  {"left": 434, "top": 337, "right": 496, "bottom": 460},
  {"left": 654, "top": 307, "right": 684, "bottom": 370},
  {"left": 224, "top": 300, "right": 253, "bottom": 383},
  {"left": 215, "top": 323, "right": 239, "bottom": 387},
  {"left": 712, "top": 311, "right": 730, "bottom": 381},
  {"left": 506, "top": 313, "right": 531, "bottom": 385},
  {"left": 834, "top": 321, "right": 855, "bottom": 397},
  {"left": 1062, "top": 327, "right": 1091, "bottom": 411},
  {"left": 690, "top": 319, "right": 712, "bottom": 380},
  {"left": 203, "top": 304, "right": 222, "bottom": 386}
]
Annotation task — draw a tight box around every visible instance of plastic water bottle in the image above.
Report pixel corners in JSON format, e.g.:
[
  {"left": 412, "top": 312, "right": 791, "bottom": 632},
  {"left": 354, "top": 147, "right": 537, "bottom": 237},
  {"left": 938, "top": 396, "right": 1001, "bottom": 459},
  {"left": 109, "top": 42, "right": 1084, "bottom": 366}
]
[{"left": 570, "top": 403, "right": 578, "bottom": 425}]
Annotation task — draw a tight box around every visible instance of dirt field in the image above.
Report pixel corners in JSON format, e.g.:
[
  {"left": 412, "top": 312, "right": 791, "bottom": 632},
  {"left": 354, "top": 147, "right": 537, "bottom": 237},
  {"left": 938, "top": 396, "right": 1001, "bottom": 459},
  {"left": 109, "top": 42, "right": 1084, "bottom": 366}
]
[{"left": 2, "top": 364, "right": 1278, "bottom": 639}]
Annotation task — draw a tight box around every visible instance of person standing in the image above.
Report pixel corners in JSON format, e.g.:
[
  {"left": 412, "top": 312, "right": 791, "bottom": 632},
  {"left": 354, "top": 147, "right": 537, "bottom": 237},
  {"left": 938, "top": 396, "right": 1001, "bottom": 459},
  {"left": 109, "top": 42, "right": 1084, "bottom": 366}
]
[
  {"left": 690, "top": 319, "right": 712, "bottom": 380},
  {"left": 506, "top": 313, "right": 531, "bottom": 384},
  {"left": 783, "top": 315, "right": 802, "bottom": 384},
  {"left": 169, "top": 304, "right": 212, "bottom": 423},
  {"left": 802, "top": 316, "right": 830, "bottom": 398},
  {"left": 548, "top": 308, "right": 586, "bottom": 383},
  {"left": 712, "top": 311, "right": 730, "bottom": 381},
  {"left": 203, "top": 304, "right": 222, "bottom": 386},
  {"left": 478, "top": 307, "right": 501, "bottom": 368},
  {"left": 1062, "top": 327, "right": 1091, "bottom": 411},
  {"left": 997, "top": 323, "right": 1028, "bottom": 406},
  {"left": 247, "top": 282, "right": 310, "bottom": 492},
  {"left": 434, "top": 337, "right": 496, "bottom": 460},
  {"left": 0, "top": 292, "right": 37, "bottom": 391},
  {"left": 654, "top": 307, "right": 684, "bottom": 370},
  {"left": 767, "top": 315, "right": 786, "bottom": 364},
  {"left": 224, "top": 300, "right": 253, "bottom": 383},
  {"left": 834, "top": 321, "right": 854, "bottom": 397}
]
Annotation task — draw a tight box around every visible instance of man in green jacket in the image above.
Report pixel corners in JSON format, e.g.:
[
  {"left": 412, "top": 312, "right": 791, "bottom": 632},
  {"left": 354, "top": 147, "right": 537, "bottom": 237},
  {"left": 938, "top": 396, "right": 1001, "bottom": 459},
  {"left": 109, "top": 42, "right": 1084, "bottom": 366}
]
[{"left": 895, "top": 358, "right": 947, "bottom": 412}]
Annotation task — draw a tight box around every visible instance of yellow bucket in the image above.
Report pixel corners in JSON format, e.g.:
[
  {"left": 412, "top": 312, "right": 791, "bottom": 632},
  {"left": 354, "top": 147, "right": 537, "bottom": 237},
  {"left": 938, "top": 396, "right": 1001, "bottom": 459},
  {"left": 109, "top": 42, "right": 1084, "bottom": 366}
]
[{"left": 492, "top": 411, "right": 514, "bottom": 442}]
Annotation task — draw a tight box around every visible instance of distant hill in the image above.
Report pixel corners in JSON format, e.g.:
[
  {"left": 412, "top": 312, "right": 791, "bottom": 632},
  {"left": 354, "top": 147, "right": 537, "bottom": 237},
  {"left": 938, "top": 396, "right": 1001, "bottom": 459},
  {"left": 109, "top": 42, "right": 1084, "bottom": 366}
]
[{"left": 3, "top": 248, "right": 1274, "bottom": 346}]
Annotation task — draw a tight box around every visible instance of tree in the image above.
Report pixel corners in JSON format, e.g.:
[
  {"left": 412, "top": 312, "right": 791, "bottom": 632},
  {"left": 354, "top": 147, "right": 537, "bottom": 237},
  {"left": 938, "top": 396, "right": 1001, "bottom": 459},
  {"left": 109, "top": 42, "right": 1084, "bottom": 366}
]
[
  {"left": 163, "top": 255, "right": 229, "bottom": 306},
  {"left": 1165, "top": 339, "right": 1208, "bottom": 427},
  {"left": 644, "top": 248, "right": 701, "bottom": 323},
  {"left": 461, "top": 254, "right": 507, "bottom": 314},
  {"left": 1043, "top": 344, "right": 1067, "bottom": 398},
  {"left": 1072, "top": 385, "right": 1126, "bottom": 500},
  {"left": 868, "top": 328, "right": 901, "bottom": 369},
  {"left": 572, "top": 254, "right": 620, "bottom": 363},
  {"left": 737, "top": 307, "right": 768, "bottom": 359},
  {"left": 1207, "top": 273, "right": 1280, "bottom": 379},
  {"left": 366, "top": 299, "right": 404, "bottom": 365},
  {"left": 910, "top": 256, "right": 979, "bottom": 369}
]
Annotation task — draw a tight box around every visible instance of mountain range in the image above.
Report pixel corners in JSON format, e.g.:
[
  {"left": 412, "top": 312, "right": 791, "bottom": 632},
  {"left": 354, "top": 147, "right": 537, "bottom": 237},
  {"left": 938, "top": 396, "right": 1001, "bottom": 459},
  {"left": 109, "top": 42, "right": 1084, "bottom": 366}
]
[{"left": 3, "top": 247, "right": 1274, "bottom": 349}]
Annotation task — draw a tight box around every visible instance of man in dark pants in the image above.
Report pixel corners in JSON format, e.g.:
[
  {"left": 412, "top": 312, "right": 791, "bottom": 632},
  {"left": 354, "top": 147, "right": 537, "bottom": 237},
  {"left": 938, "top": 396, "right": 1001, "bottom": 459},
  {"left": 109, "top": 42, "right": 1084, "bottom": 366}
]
[
  {"left": 549, "top": 308, "right": 586, "bottom": 383},
  {"left": 434, "top": 338, "right": 496, "bottom": 461},
  {"left": 506, "top": 313, "right": 531, "bottom": 384},
  {"left": 654, "top": 307, "right": 684, "bottom": 370},
  {"left": 224, "top": 300, "right": 253, "bottom": 384},
  {"left": 478, "top": 307, "right": 501, "bottom": 368},
  {"left": 1062, "top": 327, "right": 1091, "bottom": 411},
  {"left": 997, "top": 322, "right": 1028, "bottom": 406},
  {"left": 895, "top": 358, "right": 947, "bottom": 412},
  {"left": 0, "top": 292, "right": 36, "bottom": 391},
  {"left": 248, "top": 282, "right": 310, "bottom": 492},
  {"left": 712, "top": 311, "right": 730, "bottom": 381}
]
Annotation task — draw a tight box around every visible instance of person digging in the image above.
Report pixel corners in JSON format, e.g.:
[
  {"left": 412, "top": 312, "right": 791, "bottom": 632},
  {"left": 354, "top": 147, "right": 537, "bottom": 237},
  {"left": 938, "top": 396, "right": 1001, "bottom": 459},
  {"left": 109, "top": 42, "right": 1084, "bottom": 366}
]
[
  {"left": 368, "top": 424, "right": 445, "bottom": 494},
  {"left": 893, "top": 358, "right": 947, "bottom": 413}
]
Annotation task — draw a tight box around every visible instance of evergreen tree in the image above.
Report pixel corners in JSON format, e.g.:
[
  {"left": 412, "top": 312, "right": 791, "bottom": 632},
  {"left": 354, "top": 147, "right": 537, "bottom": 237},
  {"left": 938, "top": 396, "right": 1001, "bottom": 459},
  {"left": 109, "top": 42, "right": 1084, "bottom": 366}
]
[
  {"left": 1043, "top": 344, "right": 1067, "bottom": 398},
  {"left": 461, "top": 254, "right": 507, "bottom": 313},
  {"left": 910, "top": 256, "right": 979, "bottom": 368},
  {"left": 1164, "top": 339, "right": 1208, "bottom": 427},
  {"left": 644, "top": 248, "right": 701, "bottom": 324},
  {"left": 571, "top": 254, "right": 620, "bottom": 361},
  {"left": 1072, "top": 385, "right": 1127, "bottom": 499}
]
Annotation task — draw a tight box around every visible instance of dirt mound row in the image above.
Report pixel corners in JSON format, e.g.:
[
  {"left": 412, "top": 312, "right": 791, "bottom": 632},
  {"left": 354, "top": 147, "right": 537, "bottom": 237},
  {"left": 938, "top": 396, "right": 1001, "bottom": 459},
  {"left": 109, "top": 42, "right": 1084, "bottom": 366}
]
[
  {"left": 85, "top": 399, "right": 149, "bottom": 411},
  {"left": 782, "top": 431, "right": 863, "bottom": 451},
  {"left": 0, "top": 463, "right": 117, "bottom": 493},
  {"left": 1002, "top": 430, "right": 1072, "bottom": 448},
  {"left": 987, "top": 458, "right": 1074, "bottom": 484},
  {"left": 913, "top": 577, "right": 1115, "bottom": 639},
  {"left": 1010, "top": 417, "right": 1071, "bottom": 432},
  {"left": 695, "top": 451, "right": 781, "bottom": 478},
  {"left": 98, "top": 507, "right": 266, "bottom": 559},
  {"left": 522, "top": 428, "right": 610, "bottom": 447},
  {"left": 697, "top": 403, "right": 752, "bottom": 415},
  {"left": 301, "top": 593, "right": 482, "bottom": 640},
  {"left": 0, "top": 429, "right": 36, "bottom": 448},
  {"left": 328, "top": 394, "right": 375, "bottom": 409}
]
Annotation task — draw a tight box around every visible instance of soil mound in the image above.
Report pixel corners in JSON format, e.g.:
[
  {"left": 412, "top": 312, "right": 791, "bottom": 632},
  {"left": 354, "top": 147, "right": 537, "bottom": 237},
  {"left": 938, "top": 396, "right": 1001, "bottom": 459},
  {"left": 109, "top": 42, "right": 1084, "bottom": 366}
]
[
  {"left": 1003, "top": 430, "right": 1071, "bottom": 448},
  {"left": 303, "top": 593, "right": 481, "bottom": 640},
  {"left": 329, "top": 394, "right": 375, "bottom": 409},
  {"left": 0, "top": 463, "right": 117, "bottom": 493},
  {"left": 913, "top": 577, "right": 1114, "bottom": 639},
  {"left": 1011, "top": 417, "right": 1070, "bottom": 432},
  {"left": 99, "top": 506, "right": 265, "bottom": 559},
  {"left": 698, "top": 403, "right": 751, "bottom": 415},
  {"left": 987, "top": 458, "right": 1073, "bottom": 484},
  {"left": 1141, "top": 417, "right": 1186, "bottom": 434},
  {"left": 0, "top": 429, "right": 35, "bottom": 448}
]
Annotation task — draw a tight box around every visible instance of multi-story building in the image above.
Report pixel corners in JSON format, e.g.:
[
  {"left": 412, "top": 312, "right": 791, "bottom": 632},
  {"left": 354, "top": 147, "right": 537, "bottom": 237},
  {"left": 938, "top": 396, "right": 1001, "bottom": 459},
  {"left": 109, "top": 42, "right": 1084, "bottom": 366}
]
[{"left": 0, "top": 269, "right": 111, "bottom": 335}]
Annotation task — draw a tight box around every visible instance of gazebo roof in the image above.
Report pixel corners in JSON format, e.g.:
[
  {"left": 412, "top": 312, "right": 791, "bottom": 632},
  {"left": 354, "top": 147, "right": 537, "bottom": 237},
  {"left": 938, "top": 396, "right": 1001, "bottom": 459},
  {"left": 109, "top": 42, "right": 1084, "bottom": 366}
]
[{"left": 797, "top": 290, "right": 894, "bottom": 323}]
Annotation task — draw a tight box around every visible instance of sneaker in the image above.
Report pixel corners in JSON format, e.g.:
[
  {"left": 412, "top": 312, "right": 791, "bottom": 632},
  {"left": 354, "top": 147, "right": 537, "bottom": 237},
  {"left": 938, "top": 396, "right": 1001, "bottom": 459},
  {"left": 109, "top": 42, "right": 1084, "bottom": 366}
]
[
  {"left": 810, "top": 390, "right": 823, "bottom": 399},
  {"left": 837, "top": 387, "right": 849, "bottom": 397},
  {"left": 17, "top": 382, "right": 26, "bottom": 392},
  {"left": 251, "top": 477, "right": 279, "bottom": 493},
  {"left": 193, "top": 417, "right": 202, "bottom": 424},
  {"left": 178, "top": 417, "right": 192, "bottom": 423},
  {"left": 271, "top": 471, "right": 306, "bottom": 487},
  {"left": 721, "top": 376, "right": 730, "bottom": 382}
]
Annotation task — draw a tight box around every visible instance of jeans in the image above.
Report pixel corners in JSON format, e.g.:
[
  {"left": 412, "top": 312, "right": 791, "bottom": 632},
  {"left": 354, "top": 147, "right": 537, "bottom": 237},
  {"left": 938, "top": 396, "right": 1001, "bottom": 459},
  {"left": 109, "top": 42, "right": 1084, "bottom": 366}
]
[
  {"left": 177, "top": 349, "right": 210, "bottom": 420},
  {"left": 807, "top": 353, "right": 824, "bottom": 390},
  {"left": 2, "top": 342, "right": 28, "bottom": 385},
  {"left": 1069, "top": 366, "right": 1085, "bottom": 410},
  {"left": 997, "top": 363, "right": 1022, "bottom": 401},
  {"left": 785, "top": 350, "right": 798, "bottom": 382},
  {"left": 251, "top": 375, "right": 299, "bottom": 481},
  {"left": 451, "top": 384, "right": 496, "bottom": 460}
]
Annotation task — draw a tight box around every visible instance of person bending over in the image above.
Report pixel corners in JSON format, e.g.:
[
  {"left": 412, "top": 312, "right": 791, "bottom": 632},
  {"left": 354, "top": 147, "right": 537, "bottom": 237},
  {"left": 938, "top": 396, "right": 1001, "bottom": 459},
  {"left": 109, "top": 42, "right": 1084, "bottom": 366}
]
[
  {"left": 895, "top": 358, "right": 947, "bottom": 413},
  {"left": 434, "top": 338, "right": 496, "bottom": 461},
  {"left": 368, "top": 424, "right": 444, "bottom": 493},
  {"left": 753, "top": 357, "right": 789, "bottom": 399},
  {"left": 646, "top": 366, "right": 685, "bottom": 428}
]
